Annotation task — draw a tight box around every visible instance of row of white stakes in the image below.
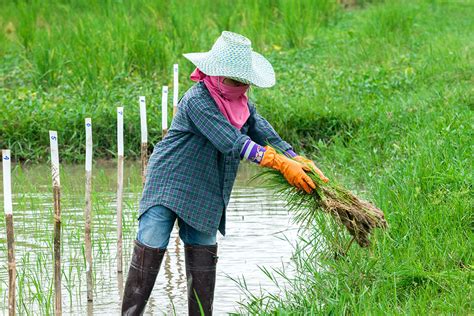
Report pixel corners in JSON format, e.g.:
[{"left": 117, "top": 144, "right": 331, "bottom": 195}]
[{"left": 1, "top": 63, "right": 180, "bottom": 316}]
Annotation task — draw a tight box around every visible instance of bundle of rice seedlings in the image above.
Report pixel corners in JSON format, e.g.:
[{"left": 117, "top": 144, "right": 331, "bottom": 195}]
[{"left": 252, "top": 149, "right": 387, "bottom": 249}]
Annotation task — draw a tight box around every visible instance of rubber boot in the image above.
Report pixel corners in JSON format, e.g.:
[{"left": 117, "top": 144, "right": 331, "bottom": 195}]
[
  {"left": 185, "top": 244, "right": 218, "bottom": 316},
  {"left": 121, "top": 240, "right": 166, "bottom": 316}
]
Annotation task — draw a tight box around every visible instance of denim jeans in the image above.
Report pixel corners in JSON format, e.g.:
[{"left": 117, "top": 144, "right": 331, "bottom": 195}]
[{"left": 137, "top": 204, "right": 217, "bottom": 249}]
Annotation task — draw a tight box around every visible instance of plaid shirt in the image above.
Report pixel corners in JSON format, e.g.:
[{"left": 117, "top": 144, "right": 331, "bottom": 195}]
[{"left": 138, "top": 81, "right": 292, "bottom": 236}]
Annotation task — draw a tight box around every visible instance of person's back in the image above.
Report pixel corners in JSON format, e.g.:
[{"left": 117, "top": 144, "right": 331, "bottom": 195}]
[{"left": 140, "top": 81, "right": 247, "bottom": 236}]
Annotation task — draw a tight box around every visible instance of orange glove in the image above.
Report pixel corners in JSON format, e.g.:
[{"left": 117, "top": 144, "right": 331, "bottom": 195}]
[
  {"left": 294, "top": 155, "right": 329, "bottom": 183},
  {"left": 260, "top": 146, "right": 316, "bottom": 194}
]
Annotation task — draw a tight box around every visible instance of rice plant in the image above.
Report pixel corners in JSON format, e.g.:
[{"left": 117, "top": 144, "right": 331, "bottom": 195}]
[{"left": 252, "top": 148, "right": 387, "bottom": 253}]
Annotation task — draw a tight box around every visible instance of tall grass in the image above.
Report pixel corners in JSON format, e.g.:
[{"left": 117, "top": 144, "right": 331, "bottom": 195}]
[
  {"left": 1, "top": 1, "right": 341, "bottom": 83},
  {"left": 234, "top": 0, "right": 473, "bottom": 314},
  {"left": 1, "top": 0, "right": 343, "bottom": 162}
]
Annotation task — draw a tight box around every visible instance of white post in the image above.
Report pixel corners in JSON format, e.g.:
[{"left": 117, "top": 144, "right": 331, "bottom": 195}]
[
  {"left": 161, "top": 86, "right": 168, "bottom": 138},
  {"left": 2, "top": 150, "right": 13, "bottom": 217},
  {"left": 84, "top": 118, "right": 93, "bottom": 301},
  {"left": 116, "top": 108, "right": 124, "bottom": 273},
  {"left": 139, "top": 96, "right": 148, "bottom": 187},
  {"left": 173, "top": 64, "right": 179, "bottom": 117},
  {"left": 162, "top": 86, "right": 169, "bottom": 138},
  {"left": 49, "top": 131, "right": 62, "bottom": 316},
  {"left": 2, "top": 150, "right": 16, "bottom": 316}
]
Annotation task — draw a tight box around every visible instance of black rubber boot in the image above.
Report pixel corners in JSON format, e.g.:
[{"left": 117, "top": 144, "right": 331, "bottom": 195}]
[
  {"left": 185, "top": 243, "right": 218, "bottom": 316},
  {"left": 121, "top": 240, "right": 166, "bottom": 316}
]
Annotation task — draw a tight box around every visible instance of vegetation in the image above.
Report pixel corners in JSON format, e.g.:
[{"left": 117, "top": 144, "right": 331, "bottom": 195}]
[
  {"left": 0, "top": 163, "right": 142, "bottom": 314},
  {"left": 254, "top": 157, "right": 387, "bottom": 249},
  {"left": 1, "top": 0, "right": 472, "bottom": 314},
  {"left": 1, "top": 0, "right": 341, "bottom": 162},
  {"left": 238, "top": 1, "right": 473, "bottom": 314}
]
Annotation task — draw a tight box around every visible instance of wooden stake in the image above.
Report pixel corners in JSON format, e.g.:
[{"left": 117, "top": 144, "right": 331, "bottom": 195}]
[
  {"left": 162, "top": 86, "right": 169, "bottom": 138},
  {"left": 84, "top": 118, "right": 93, "bottom": 301},
  {"left": 173, "top": 64, "right": 179, "bottom": 117},
  {"left": 49, "top": 131, "right": 62, "bottom": 316},
  {"left": 116, "top": 108, "right": 124, "bottom": 273},
  {"left": 139, "top": 96, "right": 148, "bottom": 187},
  {"left": 3, "top": 150, "right": 16, "bottom": 316},
  {"left": 117, "top": 269, "right": 124, "bottom": 301}
]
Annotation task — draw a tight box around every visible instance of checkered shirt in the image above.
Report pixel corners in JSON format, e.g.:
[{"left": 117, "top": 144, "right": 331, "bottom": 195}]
[{"left": 138, "top": 82, "right": 292, "bottom": 236}]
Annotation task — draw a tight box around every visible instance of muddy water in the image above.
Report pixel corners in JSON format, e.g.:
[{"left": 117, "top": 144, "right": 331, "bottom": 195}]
[{"left": 0, "top": 163, "right": 298, "bottom": 315}]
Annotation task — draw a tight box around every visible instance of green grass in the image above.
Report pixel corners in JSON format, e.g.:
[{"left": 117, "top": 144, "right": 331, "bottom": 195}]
[
  {"left": 0, "top": 0, "right": 340, "bottom": 162},
  {"left": 1, "top": 0, "right": 473, "bottom": 314},
  {"left": 237, "top": 1, "right": 473, "bottom": 314}
]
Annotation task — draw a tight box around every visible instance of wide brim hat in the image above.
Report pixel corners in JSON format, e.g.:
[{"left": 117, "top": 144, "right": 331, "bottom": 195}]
[{"left": 183, "top": 31, "right": 275, "bottom": 88}]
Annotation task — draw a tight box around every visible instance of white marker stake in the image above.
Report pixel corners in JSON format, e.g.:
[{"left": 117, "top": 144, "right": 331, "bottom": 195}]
[
  {"left": 139, "top": 97, "right": 148, "bottom": 187},
  {"left": 2, "top": 151, "right": 12, "bottom": 215},
  {"left": 3, "top": 150, "right": 16, "bottom": 316},
  {"left": 162, "top": 86, "right": 169, "bottom": 138},
  {"left": 116, "top": 108, "right": 124, "bottom": 273},
  {"left": 49, "top": 131, "right": 62, "bottom": 316},
  {"left": 173, "top": 64, "right": 179, "bottom": 117},
  {"left": 84, "top": 118, "right": 93, "bottom": 301}
]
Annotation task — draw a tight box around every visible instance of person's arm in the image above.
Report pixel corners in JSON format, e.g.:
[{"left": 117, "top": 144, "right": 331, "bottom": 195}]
[
  {"left": 240, "top": 139, "right": 266, "bottom": 163},
  {"left": 246, "top": 102, "right": 295, "bottom": 156},
  {"left": 245, "top": 102, "right": 329, "bottom": 183},
  {"left": 239, "top": 139, "right": 316, "bottom": 193},
  {"left": 185, "top": 96, "right": 319, "bottom": 193}
]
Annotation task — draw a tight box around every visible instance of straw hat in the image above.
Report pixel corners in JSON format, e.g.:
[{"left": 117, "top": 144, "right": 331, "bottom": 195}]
[{"left": 183, "top": 31, "right": 276, "bottom": 88}]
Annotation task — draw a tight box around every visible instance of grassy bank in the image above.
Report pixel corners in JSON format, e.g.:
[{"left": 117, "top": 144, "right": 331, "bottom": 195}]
[
  {"left": 1, "top": 0, "right": 342, "bottom": 162},
  {"left": 236, "top": 1, "right": 473, "bottom": 314},
  {"left": 1, "top": 0, "right": 473, "bottom": 314}
]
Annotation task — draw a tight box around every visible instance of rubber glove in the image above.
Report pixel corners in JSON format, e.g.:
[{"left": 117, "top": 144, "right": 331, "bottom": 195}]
[
  {"left": 294, "top": 155, "right": 329, "bottom": 183},
  {"left": 260, "top": 146, "right": 316, "bottom": 194}
]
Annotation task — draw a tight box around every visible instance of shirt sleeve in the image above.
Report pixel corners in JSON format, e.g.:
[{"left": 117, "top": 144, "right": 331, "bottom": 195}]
[
  {"left": 246, "top": 101, "right": 293, "bottom": 153},
  {"left": 185, "top": 95, "right": 250, "bottom": 159}
]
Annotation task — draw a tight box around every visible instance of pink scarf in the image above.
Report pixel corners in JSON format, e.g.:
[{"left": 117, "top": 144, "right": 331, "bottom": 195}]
[{"left": 190, "top": 68, "right": 250, "bottom": 129}]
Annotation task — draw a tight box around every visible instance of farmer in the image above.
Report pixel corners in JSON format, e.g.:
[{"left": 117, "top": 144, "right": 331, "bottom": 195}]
[{"left": 121, "top": 31, "right": 328, "bottom": 315}]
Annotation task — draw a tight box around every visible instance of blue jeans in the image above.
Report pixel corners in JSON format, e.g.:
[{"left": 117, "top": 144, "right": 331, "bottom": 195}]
[{"left": 137, "top": 205, "right": 217, "bottom": 249}]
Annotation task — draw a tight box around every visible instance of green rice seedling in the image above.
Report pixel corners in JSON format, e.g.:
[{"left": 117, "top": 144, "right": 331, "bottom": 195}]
[{"left": 252, "top": 146, "right": 387, "bottom": 250}]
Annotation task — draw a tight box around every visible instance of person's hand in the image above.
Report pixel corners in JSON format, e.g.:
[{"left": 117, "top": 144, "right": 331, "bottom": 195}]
[
  {"left": 260, "top": 146, "right": 316, "bottom": 193},
  {"left": 294, "top": 155, "right": 329, "bottom": 183}
]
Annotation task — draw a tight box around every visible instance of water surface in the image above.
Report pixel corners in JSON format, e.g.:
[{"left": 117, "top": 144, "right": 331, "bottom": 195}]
[{"left": 0, "top": 162, "right": 298, "bottom": 315}]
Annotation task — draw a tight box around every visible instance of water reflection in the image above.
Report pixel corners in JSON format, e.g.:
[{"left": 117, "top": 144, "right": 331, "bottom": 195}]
[{"left": 0, "top": 163, "right": 298, "bottom": 315}]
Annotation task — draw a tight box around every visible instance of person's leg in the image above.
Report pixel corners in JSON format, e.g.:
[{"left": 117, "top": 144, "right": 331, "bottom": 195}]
[
  {"left": 178, "top": 219, "right": 218, "bottom": 316},
  {"left": 122, "top": 205, "right": 176, "bottom": 315},
  {"left": 136, "top": 204, "right": 177, "bottom": 249}
]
